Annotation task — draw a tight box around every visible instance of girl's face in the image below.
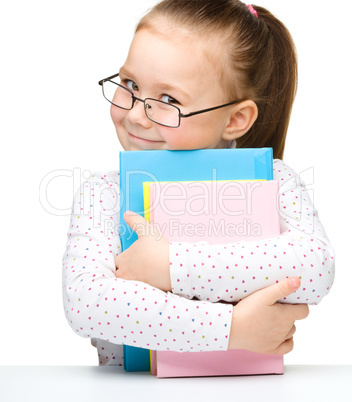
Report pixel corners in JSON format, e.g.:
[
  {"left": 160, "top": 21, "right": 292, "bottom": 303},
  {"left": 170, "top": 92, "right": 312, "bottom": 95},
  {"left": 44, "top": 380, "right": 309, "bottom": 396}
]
[{"left": 111, "top": 25, "right": 236, "bottom": 151}]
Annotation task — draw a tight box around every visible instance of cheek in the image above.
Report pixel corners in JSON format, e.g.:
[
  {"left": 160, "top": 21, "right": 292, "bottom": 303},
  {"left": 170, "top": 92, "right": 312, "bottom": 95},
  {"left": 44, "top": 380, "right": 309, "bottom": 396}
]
[
  {"left": 157, "top": 124, "right": 203, "bottom": 149},
  {"left": 157, "top": 125, "right": 190, "bottom": 148},
  {"left": 110, "top": 105, "right": 126, "bottom": 127},
  {"left": 171, "top": 116, "right": 226, "bottom": 149}
]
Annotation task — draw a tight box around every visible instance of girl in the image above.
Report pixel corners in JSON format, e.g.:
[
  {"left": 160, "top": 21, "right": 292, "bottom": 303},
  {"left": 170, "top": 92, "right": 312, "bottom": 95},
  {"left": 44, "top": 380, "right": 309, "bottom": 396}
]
[{"left": 63, "top": 0, "right": 334, "bottom": 366}]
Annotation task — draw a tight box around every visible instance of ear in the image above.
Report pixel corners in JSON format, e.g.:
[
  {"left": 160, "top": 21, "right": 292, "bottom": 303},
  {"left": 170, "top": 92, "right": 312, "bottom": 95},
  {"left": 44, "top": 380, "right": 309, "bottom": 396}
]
[{"left": 222, "top": 100, "right": 258, "bottom": 141}]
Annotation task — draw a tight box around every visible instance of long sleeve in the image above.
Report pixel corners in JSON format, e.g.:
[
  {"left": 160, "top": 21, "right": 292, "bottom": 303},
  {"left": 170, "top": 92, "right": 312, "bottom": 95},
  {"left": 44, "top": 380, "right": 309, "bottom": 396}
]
[
  {"left": 62, "top": 171, "right": 233, "bottom": 356},
  {"left": 169, "top": 160, "right": 335, "bottom": 305}
]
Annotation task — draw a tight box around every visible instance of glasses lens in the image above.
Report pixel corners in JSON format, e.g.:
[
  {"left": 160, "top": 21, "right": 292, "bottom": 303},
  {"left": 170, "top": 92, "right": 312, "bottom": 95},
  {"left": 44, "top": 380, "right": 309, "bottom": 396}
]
[
  {"left": 102, "top": 79, "right": 133, "bottom": 110},
  {"left": 145, "top": 99, "right": 180, "bottom": 128}
]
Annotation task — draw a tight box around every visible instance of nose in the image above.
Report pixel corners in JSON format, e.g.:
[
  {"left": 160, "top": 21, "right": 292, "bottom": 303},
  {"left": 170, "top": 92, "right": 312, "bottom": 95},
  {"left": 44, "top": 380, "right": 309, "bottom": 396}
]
[{"left": 125, "top": 98, "right": 152, "bottom": 128}]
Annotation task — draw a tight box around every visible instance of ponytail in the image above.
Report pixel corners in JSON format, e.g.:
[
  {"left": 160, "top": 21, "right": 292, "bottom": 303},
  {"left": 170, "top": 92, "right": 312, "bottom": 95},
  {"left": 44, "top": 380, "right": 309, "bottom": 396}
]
[{"left": 235, "top": 5, "right": 298, "bottom": 160}]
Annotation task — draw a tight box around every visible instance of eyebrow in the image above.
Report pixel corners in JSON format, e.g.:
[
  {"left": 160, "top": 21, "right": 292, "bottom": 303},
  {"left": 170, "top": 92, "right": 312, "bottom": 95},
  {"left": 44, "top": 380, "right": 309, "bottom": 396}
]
[
  {"left": 119, "top": 66, "right": 191, "bottom": 101},
  {"left": 119, "top": 66, "right": 135, "bottom": 80}
]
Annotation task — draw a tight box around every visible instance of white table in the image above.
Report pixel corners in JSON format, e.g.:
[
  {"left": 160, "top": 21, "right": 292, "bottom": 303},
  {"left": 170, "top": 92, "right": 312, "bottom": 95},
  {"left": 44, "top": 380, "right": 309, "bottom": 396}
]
[{"left": 0, "top": 365, "right": 350, "bottom": 402}]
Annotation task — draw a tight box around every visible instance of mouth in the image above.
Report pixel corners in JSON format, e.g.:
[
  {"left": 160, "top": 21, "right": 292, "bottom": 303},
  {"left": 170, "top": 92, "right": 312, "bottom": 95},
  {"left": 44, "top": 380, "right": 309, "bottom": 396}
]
[{"left": 129, "top": 133, "right": 163, "bottom": 143}]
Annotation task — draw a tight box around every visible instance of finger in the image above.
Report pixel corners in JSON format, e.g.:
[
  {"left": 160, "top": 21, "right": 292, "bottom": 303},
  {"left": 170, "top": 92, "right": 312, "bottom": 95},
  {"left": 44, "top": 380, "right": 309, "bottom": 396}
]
[
  {"left": 125, "top": 210, "right": 163, "bottom": 239},
  {"left": 259, "top": 277, "right": 301, "bottom": 306},
  {"left": 115, "top": 255, "right": 120, "bottom": 277},
  {"left": 273, "top": 337, "right": 294, "bottom": 356},
  {"left": 282, "top": 303, "right": 310, "bottom": 321},
  {"left": 124, "top": 210, "right": 149, "bottom": 237},
  {"left": 293, "top": 304, "right": 309, "bottom": 320},
  {"left": 285, "top": 324, "right": 296, "bottom": 340}
]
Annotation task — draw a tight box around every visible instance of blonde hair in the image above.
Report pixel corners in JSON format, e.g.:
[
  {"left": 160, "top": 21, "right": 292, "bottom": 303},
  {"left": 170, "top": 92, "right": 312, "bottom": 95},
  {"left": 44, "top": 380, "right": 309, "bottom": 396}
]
[{"left": 137, "top": 0, "right": 298, "bottom": 160}]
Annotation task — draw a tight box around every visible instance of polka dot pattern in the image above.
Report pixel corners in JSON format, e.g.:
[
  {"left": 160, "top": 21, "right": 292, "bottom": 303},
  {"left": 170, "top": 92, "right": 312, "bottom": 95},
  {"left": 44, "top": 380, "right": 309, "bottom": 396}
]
[
  {"left": 63, "top": 171, "right": 233, "bottom": 366},
  {"left": 169, "top": 160, "right": 335, "bottom": 305}
]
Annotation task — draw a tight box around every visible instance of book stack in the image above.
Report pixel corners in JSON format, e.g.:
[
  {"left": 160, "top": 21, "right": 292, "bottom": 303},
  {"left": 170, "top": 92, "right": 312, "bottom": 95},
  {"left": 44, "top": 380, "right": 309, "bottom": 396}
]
[{"left": 119, "top": 148, "right": 283, "bottom": 377}]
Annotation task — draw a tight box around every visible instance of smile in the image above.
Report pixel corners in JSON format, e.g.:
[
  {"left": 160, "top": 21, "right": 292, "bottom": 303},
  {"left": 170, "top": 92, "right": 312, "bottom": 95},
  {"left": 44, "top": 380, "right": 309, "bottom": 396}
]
[{"left": 129, "top": 133, "right": 163, "bottom": 143}]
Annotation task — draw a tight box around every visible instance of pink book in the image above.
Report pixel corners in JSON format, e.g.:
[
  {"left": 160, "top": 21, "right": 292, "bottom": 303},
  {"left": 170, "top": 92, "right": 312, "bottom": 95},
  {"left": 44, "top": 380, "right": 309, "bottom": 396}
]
[{"left": 143, "top": 180, "right": 283, "bottom": 378}]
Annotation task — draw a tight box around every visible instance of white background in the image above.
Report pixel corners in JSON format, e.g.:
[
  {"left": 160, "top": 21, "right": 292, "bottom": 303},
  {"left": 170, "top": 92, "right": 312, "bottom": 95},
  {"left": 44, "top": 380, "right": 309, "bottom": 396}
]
[{"left": 0, "top": 0, "right": 350, "bottom": 366}]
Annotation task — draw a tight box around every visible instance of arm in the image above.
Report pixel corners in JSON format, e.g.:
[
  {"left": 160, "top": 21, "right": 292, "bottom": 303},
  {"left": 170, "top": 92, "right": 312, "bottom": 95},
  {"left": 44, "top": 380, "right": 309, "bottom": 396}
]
[
  {"left": 112, "top": 192, "right": 309, "bottom": 355},
  {"left": 62, "top": 171, "right": 232, "bottom": 352},
  {"left": 169, "top": 160, "right": 335, "bottom": 305}
]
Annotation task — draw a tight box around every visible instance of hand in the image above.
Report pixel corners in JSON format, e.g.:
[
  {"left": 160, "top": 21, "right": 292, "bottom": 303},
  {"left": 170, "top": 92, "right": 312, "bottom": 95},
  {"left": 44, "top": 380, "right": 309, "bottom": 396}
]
[
  {"left": 228, "top": 277, "right": 309, "bottom": 355},
  {"left": 115, "top": 211, "right": 171, "bottom": 291}
]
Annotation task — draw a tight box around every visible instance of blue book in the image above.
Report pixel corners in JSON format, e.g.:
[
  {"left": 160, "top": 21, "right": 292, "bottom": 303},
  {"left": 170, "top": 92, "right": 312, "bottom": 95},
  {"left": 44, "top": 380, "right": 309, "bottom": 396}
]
[
  {"left": 119, "top": 148, "right": 273, "bottom": 371},
  {"left": 123, "top": 345, "right": 151, "bottom": 371}
]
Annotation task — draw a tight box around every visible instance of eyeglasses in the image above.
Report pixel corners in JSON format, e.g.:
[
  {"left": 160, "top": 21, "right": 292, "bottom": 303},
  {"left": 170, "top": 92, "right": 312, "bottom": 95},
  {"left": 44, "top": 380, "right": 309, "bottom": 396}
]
[{"left": 98, "top": 73, "right": 242, "bottom": 128}]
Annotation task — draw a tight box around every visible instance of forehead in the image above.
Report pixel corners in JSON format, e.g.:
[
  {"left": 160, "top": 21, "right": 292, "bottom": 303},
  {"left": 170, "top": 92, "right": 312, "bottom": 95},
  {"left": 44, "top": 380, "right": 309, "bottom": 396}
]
[{"left": 124, "top": 22, "right": 227, "bottom": 98}]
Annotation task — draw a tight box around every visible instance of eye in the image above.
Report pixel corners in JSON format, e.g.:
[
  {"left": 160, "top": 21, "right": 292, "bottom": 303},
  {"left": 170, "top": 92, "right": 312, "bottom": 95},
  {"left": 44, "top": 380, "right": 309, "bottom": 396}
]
[
  {"left": 125, "top": 80, "right": 139, "bottom": 92},
  {"left": 161, "top": 94, "right": 179, "bottom": 105}
]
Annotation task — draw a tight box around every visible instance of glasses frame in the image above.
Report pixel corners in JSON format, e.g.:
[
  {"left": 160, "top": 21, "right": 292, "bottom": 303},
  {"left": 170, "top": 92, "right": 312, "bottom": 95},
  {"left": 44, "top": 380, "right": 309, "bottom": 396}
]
[{"left": 99, "top": 73, "right": 242, "bottom": 128}]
